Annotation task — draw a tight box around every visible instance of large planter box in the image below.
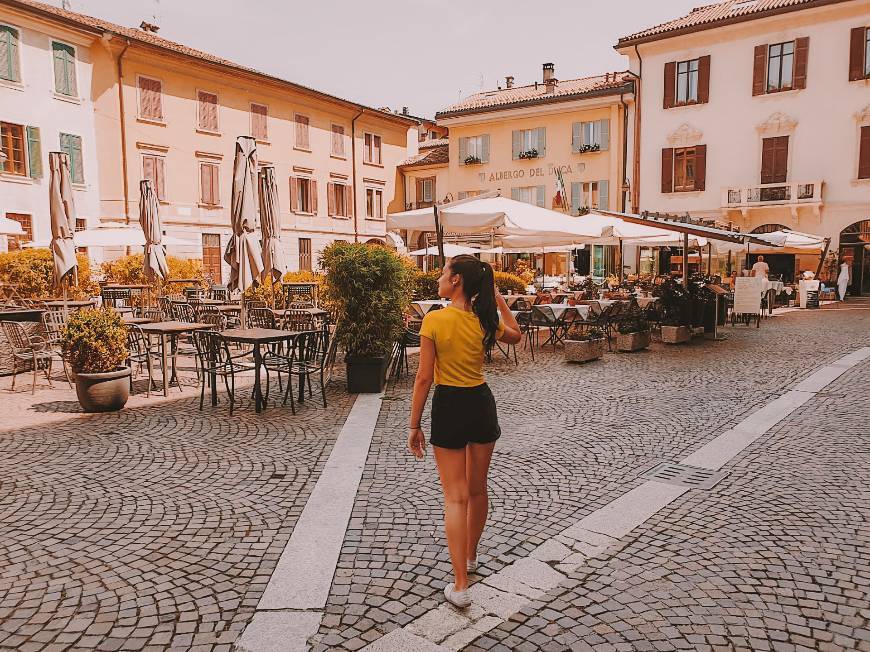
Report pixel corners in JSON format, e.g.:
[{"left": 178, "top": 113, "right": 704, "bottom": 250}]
[
  {"left": 564, "top": 338, "right": 605, "bottom": 363},
  {"left": 616, "top": 331, "right": 650, "bottom": 352},
  {"left": 661, "top": 325, "right": 691, "bottom": 345},
  {"left": 346, "top": 354, "right": 390, "bottom": 393}
]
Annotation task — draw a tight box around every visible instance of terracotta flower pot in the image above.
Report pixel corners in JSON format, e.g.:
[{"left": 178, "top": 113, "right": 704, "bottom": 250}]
[
  {"left": 661, "top": 325, "right": 691, "bottom": 344},
  {"left": 564, "top": 338, "right": 605, "bottom": 363},
  {"left": 74, "top": 367, "right": 131, "bottom": 412},
  {"left": 616, "top": 331, "right": 650, "bottom": 352}
]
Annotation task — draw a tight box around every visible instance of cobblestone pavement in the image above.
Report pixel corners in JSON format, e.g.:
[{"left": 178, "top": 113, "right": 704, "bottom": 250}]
[
  {"left": 311, "top": 305, "right": 870, "bottom": 651},
  {"left": 0, "top": 368, "right": 354, "bottom": 651}
]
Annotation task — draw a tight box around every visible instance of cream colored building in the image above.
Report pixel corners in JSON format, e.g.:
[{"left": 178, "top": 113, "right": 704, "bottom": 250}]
[
  {"left": 617, "top": 0, "right": 870, "bottom": 288},
  {"left": 2, "top": 0, "right": 417, "bottom": 280}
]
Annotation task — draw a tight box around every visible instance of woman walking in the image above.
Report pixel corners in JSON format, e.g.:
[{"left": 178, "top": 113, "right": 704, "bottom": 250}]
[
  {"left": 407, "top": 255, "right": 521, "bottom": 608},
  {"left": 838, "top": 257, "right": 851, "bottom": 301}
]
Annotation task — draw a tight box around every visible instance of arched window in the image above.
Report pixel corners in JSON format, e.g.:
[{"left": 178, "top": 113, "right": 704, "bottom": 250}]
[
  {"left": 750, "top": 223, "right": 788, "bottom": 234},
  {"left": 840, "top": 220, "right": 870, "bottom": 244}
]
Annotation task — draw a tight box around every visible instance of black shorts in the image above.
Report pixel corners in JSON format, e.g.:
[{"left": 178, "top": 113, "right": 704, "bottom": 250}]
[{"left": 430, "top": 383, "right": 501, "bottom": 449}]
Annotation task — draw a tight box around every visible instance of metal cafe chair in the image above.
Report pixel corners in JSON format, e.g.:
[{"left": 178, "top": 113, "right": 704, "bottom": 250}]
[
  {"left": 126, "top": 324, "right": 159, "bottom": 397},
  {"left": 192, "top": 329, "right": 258, "bottom": 416},
  {"left": 531, "top": 305, "right": 563, "bottom": 350},
  {"left": 1, "top": 321, "right": 53, "bottom": 393},
  {"left": 41, "top": 310, "right": 73, "bottom": 388},
  {"left": 247, "top": 306, "right": 276, "bottom": 329}
]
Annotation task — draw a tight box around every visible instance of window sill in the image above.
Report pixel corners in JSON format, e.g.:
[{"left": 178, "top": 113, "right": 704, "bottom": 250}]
[
  {"left": 294, "top": 211, "right": 316, "bottom": 216},
  {"left": 330, "top": 154, "right": 347, "bottom": 160},
  {"left": 71, "top": 182, "right": 87, "bottom": 191},
  {"left": 294, "top": 146, "right": 312, "bottom": 153},
  {"left": 255, "top": 139, "right": 270, "bottom": 146},
  {"left": 363, "top": 161, "right": 384, "bottom": 168},
  {"left": 0, "top": 173, "right": 33, "bottom": 185},
  {"left": 158, "top": 199, "right": 170, "bottom": 205},
  {"left": 365, "top": 216, "right": 386, "bottom": 221},
  {"left": 196, "top": 128, "right": 221, "bottom": 137},
  {"left": 198, "top": 203, "right": 224, "bottom": 209},
  {"left": 53, "top": 92, "right": 82, "bottom": 105},
  {"left": 0, "top": 79, "right": 25, "bottom": 92},
  {"left": 759, "top": 87, "right": 801, "bottom": 97},
  {"left": 666, "top": 189, "right": 703, "bottom": 196},
  {"left": 138, "top": 116, "right": 167, "bottom": 126},
  {"left": 669, "top": 100, "right": 706, "bottom": 109},
  {"left": 850, "top": 177, "right": 870, "bottom": 186},
  {"left": 330, "top": 215, "right": 352, "bottom": 220}
]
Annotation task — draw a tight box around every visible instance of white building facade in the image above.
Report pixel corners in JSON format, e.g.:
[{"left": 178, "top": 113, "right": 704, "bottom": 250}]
[
  {"left": 0, "top": 9, "right": 101, "bottom": 251},
  {"left": 617, "top": 0, "right": 870, "bottom": 288}
]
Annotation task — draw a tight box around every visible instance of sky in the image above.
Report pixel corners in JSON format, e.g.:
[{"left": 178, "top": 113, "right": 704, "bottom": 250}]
[{"left": 44, "top": 0, "right": 702, "bottom": 117}]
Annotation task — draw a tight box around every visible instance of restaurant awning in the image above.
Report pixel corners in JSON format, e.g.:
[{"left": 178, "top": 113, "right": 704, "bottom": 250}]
[{"left": 596, "top": 209, "right": 776, "bottom": 246}]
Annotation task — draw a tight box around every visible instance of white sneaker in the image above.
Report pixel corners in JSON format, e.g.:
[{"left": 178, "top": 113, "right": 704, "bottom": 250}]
[
  {"left": 467, "top": 558, "right": 478, "bottom": 573},
  {"left": 443, "top": 583, "right": 471, "bottom": 608}
]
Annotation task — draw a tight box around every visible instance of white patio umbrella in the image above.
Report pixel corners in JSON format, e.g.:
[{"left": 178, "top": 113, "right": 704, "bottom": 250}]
[
  {"left": 48, "top": 152, "right": 78, "bottom": 293},
  {"left": 258, "top": 166, "right": 286, "bottom": 283},
  {"left": 139, "top": 179, "right": 169, "bottom": 281},
  {"left": 0, "top": 216, "right": 25, "bottom": 236},
  {"left": 224, "top": 136, "right": 264, "bottom": 325},
  {"left": 408, "top": 243, "right": 481, "bottom": 256}
]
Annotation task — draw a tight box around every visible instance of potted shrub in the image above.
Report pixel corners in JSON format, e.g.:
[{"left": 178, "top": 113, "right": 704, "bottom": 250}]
[
  {"left": 464, "top": 155, "right": 482, "bottom": 165},
  {"left": 321, "top": 242, "right": 413, "bottom": 393},
  {"left": 518, "top": 148, "right": 539, "bottom": 160},
  {"left": 660, "top": 316, "right": 691, "bottom": 345},
  {"left": 616, "top": 315, "right": 651, "bottom": 352},
  {"left": 655, "top": 278, "right": 692, "bottom": 344},
  {"left": 564, "top": 326, "right": 606, "bottom": 363},
  {"left": 62, "top": 308, "right": 130, "bottom": 412}
]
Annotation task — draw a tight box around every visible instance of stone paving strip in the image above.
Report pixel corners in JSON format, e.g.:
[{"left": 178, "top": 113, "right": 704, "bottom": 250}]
[
  {"left": 359, "top": 346, "right": 870, "bottom": 651},
  {"left": 236, "top": 393, "right": 383, "bottom": 652}
]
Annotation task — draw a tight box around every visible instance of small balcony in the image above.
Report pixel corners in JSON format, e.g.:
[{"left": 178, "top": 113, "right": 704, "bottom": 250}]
[
  {"left": 721, "top": 180, "right": 822, "bottom": 211},
  {"left": 405, "top": 201, "right": 434, "bottom": 210}
]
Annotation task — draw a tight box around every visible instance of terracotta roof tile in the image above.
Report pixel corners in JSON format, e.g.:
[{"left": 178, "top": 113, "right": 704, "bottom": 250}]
[
  {"left": 399, "top": 145, "right": 448, "bottom": 168},
  {"left": 5, "top": 0, "right": 416, "bottom": 125},
  {"left": 617, "top": 0, "right": 848, "bottom": 46},
  {"left": 436, "top": 73, "right": 631, "bottom": 118},
  {"left": 419, "top": 138, "right": 448, "bottom": 149}
]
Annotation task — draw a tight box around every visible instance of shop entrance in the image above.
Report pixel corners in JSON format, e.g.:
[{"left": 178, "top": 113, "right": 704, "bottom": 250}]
[
  {"left": 839, "top": 220, "right": 870, "bottom": 296},
  {"left": 746, "top": 253, "right": 796, "bottom": 282}
]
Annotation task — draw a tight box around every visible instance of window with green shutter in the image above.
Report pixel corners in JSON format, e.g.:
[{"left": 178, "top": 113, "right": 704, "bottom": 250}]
[
  {"left": 0, "top": 25, "right": 21, "bottom": 82},
  {"left": 59, "top": 133, "right": 84, "bottom": 184},
  {"left": 26, "top": 126, "right": 42, "bottom": 179},
  {"left": 52, "top": 41, "right": 78, "bottom": 97}
]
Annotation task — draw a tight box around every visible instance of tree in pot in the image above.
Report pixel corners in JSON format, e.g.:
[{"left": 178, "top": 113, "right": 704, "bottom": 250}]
[
  {"left": 61, "top": 308, "right": 131, "bottom": 412},
  {"left": 321, "top": 242, "right": 414, "bottom": 393},
  {"left": 564, "top": 326, "right": 606, "bottom": 363},
  {"left": 655, "top": 278, "right": 692, "bottom": 344},
  {"left": 616, "top": 315, "right": 651, "bottom": 352}
]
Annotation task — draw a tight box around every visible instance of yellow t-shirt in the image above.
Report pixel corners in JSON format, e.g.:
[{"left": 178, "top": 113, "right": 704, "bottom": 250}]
[{"left": 419, "top": 306, "right": 505, "bottom": 387}]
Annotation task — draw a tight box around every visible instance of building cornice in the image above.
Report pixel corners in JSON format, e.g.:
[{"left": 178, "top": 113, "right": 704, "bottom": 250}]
[{"left": 438, "top": 92, "right": 634, "bottom": 127}]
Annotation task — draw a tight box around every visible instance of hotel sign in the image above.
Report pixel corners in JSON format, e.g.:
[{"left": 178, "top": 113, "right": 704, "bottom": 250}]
[{"left": 479, "top": 163, "right": 583, "bottom": 184}]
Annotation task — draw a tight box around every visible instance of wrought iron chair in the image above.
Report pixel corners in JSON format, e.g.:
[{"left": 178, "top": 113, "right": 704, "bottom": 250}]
[
  {"left": 1, "top": 321, "right": 53, "bottom": 393},
  {"left": 126, "top": 324, "right": 159, "bottom": 397},
  {"left": 198, "top": 312, "right": 227, "bottom": 332},
  {"left": 531, "top": 305, "right": 563, "bottom": 350},
  {"left": 142, "top": 308, "right": 165, "bottom": 322},
  {"left": 390, "top": 328, "right": 421, "bottom": 381},
  {"left": 192, "top": 330, "right": 257, "bottom": 415},
  {"left": 282, "top": 309, "right": 316, "bottom": 333},
  {"left": 41, "top": 310, "right": 72, "bottom": 388},
  {"left": 209, "top": 285, "right": 229, "bottom": 302},
  {"left": 284, "top": 329, "right": 332, "bottom": 412},
  {"left": 247, "top": 307, "right": 276, "bottom": 329}
]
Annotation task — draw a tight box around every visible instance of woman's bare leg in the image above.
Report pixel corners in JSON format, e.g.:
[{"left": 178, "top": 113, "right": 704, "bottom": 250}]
[
  {"left": 433, "top": 445, "right": 469, "bottom": 591},
  {"left": 466, "top": 442, "right": 495, "bottom": 562}
]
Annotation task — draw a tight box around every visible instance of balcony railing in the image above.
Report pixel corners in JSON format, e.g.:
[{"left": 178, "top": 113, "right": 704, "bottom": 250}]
[{"left": 722, "top": 180, "right": 822, "bottom": 209}]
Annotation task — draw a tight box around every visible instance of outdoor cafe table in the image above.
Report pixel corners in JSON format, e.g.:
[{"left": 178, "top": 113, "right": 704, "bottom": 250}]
[
  {"left": 41, "top": 299, "right": 95, "bottom": 310},
  {"left": 139, "top": 321, "right": 211, "bottom": 397},
  {"left": 411, "top": 300, "right": 449, "bottom": 317},
  {"left": 535, "top": 303, "right": 577, "bottom": 320},
  {"left": 502, "top": 294, "right": 536, "bottom": 308},
  {"left": 121, "top": 315, "right": 152, "bottom": 325},
  {"left": 219, "top": 328, "right": 302, "bottom": 413}
]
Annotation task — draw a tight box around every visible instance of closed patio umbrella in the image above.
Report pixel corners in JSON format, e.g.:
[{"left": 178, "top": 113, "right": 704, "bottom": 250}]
[
  {"left": 139, "top": 179, "right": 169, "bottom": 281},
  {"left": 224, "top": 136, "right": 264, "bottom": 324},
  {"left": 259, "top": 166, "right": 286, "bottom": 283},
  {"left": 48, "top": 151, "right": 78, "bottom": 292}
]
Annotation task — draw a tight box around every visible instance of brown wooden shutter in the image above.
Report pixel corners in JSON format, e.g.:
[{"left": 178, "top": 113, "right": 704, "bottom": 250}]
[
  {"left": 289, "top": 177, "right": 298, "bottom": 212},
  {"left": 859, "top": 126, "right": 870, "bottom": 179},
  {"left": 345, "top": 184, "right": 353, "bottom": 217},
  {"left": 849, "top": 27, "right": 866, "bottom": 81},
  {"left": 697, "top": 55, "right": 711, "bottom": 104},
  {"left": 661, "top": 148, "right": 674, "bottom": 193},
  {"left": 311, "top": 180, "right": 318, "bottom": 214},
  {"left": 156, "top": 157, "right": 166, "bottom": 199},
  {"left": 327, "top": 182, "right": 335, "bottom": 216},
  {"left": 663, "top": 61, "right": 676, "bottom": 109},
  {"left": 200, "top": 164, "right": 209, "bottom": 203},
  {"left": 694, "top": 144, "right": 707, "bottom": 191},
  {"left": 752, "top": 44, "right": 767, "bottom": 96},
  {"left": 143, "top": 155, "right": 155, "bottom": 186},
  {"left": 793, "top": 37, "right": 809, "bottom": 89},
  {"left": 761, "top": 138, "right": 775, "bottom": 183},
  {"left": 416, "top": 178, "right": 424, "bottom": 204},
  {"left": 761, "top": 136, "right": 788, "bottom": 184}
]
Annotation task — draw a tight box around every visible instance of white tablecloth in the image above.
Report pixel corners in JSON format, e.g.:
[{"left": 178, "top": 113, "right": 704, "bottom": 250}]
[
  {"left": 412, "top": 300, "right": 449, "bottom": 317},
  {"left": 503, "top": 294, "right": 536, "bottom": 308}
]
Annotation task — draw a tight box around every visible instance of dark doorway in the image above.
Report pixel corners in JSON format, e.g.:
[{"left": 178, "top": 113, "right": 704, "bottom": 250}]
[
  {"left": 747, "top": 253, "right": 796, "bottom": 282},
  {"left": 839, "top": 220, "right": 870, "bottom": 296},
  {"left": 574, "top": 248, "right": 591, "bottom": 275}
]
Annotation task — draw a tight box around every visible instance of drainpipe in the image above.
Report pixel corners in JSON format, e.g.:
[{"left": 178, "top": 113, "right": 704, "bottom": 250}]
[
  {"left": 619, "top": 91, "right": 629, "bottom": 213},
  {"left": 625, "top": 44, "right": 643, "bottom": 214},
  {"left": 350, "top": 109, "right": 364, "bottom": 242},
  {"left": 115, "top": 37, "right": 131, "bottom": 224}
]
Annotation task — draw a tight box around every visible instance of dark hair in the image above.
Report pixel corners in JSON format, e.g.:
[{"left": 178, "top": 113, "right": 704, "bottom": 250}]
[{"left": 449, "top": 254, "right": 499, "bottom": 353}]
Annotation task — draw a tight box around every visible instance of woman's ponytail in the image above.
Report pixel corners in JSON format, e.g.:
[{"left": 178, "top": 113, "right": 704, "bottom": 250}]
[{"left": 450, "top": 255, "right": 499, "bottom": 354}]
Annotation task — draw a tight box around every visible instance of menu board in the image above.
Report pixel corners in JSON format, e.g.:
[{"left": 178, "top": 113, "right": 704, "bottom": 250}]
[{"left": 733, "top": 277, "right": 763, "bottom": 315}]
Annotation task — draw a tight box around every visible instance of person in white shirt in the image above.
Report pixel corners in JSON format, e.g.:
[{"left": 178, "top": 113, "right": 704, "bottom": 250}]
[
  {"left": 837, "top": 258, "right": 852, "bottom": 301},
  {"left": 751, "top": 256, "right": 770, "bottom": 278}
]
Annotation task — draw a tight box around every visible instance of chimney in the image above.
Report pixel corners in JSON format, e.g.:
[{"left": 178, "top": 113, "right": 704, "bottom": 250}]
[
  {"left": 542, "top": 62, "right": 555, "bottom": 82},
  {"left": 402, "top": 107, "right": 408, "bottom": 115},
  {"left": 139, "top": 20, "right": 159, "bottom": 33},
  {"left": 505, "top": 75, "right": 514, "bottom": 89}
]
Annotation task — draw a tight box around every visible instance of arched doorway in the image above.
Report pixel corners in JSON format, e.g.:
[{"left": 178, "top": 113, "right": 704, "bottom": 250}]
[
  {"left": 749, "top": 223, "right": 796, "bottom": 282},
  {"left": 839, "top": 220, "right": 870, "bottom": 296}
]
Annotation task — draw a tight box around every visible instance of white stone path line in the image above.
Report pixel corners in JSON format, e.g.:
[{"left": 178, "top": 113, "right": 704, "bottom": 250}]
[
  {"left": 236, "top": 393, "right": 383, "bottom": 652},
  {"left": 362, "top": 347, "right": 870, "bottom": 652}
]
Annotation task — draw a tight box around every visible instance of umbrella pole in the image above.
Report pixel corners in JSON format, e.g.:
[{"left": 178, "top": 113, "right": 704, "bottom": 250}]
[
  {"left": 707, "top": 243, "right": 713, "bottom": 276},
  {"left": 683, "top": 232, "right": 689, "bottom": 288},
  {"left": 618, "top": 238, "right": 624, "bottom": 284},
  {"left": 433, "top": 205, "right": 445, "bottom": 269}
]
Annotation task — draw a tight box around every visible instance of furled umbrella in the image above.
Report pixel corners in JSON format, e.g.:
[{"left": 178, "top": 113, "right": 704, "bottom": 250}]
[
  {"left": 224, "top": 136, "right": 264, "bottom": 325},
  {"left": 258, "top": 165, "right": 287, "bottom": 306},
  {"left": 48, "top": 152, "right": 78, "bottom": 299},
  {"left": 139, "top": 179, "right": 169, "bottom": 282}
]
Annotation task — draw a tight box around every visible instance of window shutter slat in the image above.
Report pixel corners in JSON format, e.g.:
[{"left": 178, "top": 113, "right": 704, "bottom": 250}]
[
  {"left": 345, "top": 184, "right": 353, "bottom": 217},
  {"left": 598, "top": 180, "right": 609, "bottom": 210},
  {"left": 311, "top": 180, "right": 318, "bottom": 214},
  {"left": 482, "top": 134, "right": 490, "bottom": 163},
  {"left": 156, "top": 156, "right": 165, "bottom": 199},
  {"left": 415, "top": 178, "right": 423, "bottom": 203},
  {"left": 537, "top": 127, "right": 546, "bottom": 157},
  {"left": 599, "top": 119, "right": 610, "bottom": 152},
  {"left": 143, "top": 155, "right": 155, "bottom": 186},
  {"left": 661, "top": 148, "right": 674, "bottom": 193},
  {"left": 572, "top": 123, "right": 581, "bottom": 152},
  {"left": 760, "top": 138, "right": 774, "bottom": 184},
  {"left": 200, "top": 164, "right": 209, "bottom": 203},
  {"left": 512, "top": 130, "right": 521, "bottom": 159},
  {"left": 26, "top": 126, "right": 42, "bottom": 179},
  {"left": 858, "top": 126, "right": 870, "bottom": 179},
  {"left": 0, "top": 26, "right": 19, "bottom": 82},
  {"left": 774, "top": 137, "right": 788, "bottom": 183},
  {"left": 53, "top": 44, "right": 66, "bottom": 94},
  {"left": 65, "top": 47, "right": 77, "bottom": 96},
  {"left": 694, "top": 144, "right": 706, "bottom": 191},
  {"left": 793, "top": 37, "right": 809, "bottom": 89},
  {"left": 289, "top": 177, "right": 299, "bottom": 212},
  {"left": 698, "top": 55, "right": 711, "bottom": 103},
  {"left": 849, "top": 27, "right": 867, "bottom": 81},
  {"left": 510, "top": 187, "right": 521, "bottom": 201},
  {"left": 458, "top": 137, "right": 467, "bottom": 165},
  {"left": 663, "top": 61, "right": 676, "bottom": 109},
  {"left": 327, "top": 182, "right": 336, "bottom": 216},
  {"left": 752, "top": 44, "right": 767, "bottom": 96},
  {"left": 536, "top": 185, "right": 545, "bottom": 207},
  {"left": 570, "top": 181, "right": 581, "bottom": 213},
  {"left": 71, "top": 135, "right": 83, "bottom": 183}
]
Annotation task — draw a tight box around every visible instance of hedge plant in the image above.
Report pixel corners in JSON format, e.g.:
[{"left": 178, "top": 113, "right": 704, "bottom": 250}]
[
  {"left": 494, "top": 271, "right": 526, "bottom": 294},
  {"left": 61, "top": 308, "right": 129, "bottom": 373},
  {"left": 320, "top": 242, "right": 414, "bottom": 357},
  {"left": 101, "top": 253, "right": 206, "bottom": 290},
  {"left": 0, "top": 248, "right": 98, "bottom": 300}
]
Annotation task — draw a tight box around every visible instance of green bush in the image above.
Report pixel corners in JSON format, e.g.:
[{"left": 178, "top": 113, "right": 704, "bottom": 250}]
[
  {"left": 617, "top": 315, "right": 650, "bottom": 335},
  {"left": 101, "top": 253, "right": 206, "bottom": 290},
  {"left": 0, "top": 248, "right": 98, "bottom": 300},
  {"left": 413, "top": 270, "right": 441, "bottom": 300},
  {"left": 61, "top": 308, "right": 129, "bottom": 373},
  {"left": 321, "top": 242, "right": 414, "bottom": 357},
  {"left": 494, "top": 271, "right": 526, "bottom": 294}
]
